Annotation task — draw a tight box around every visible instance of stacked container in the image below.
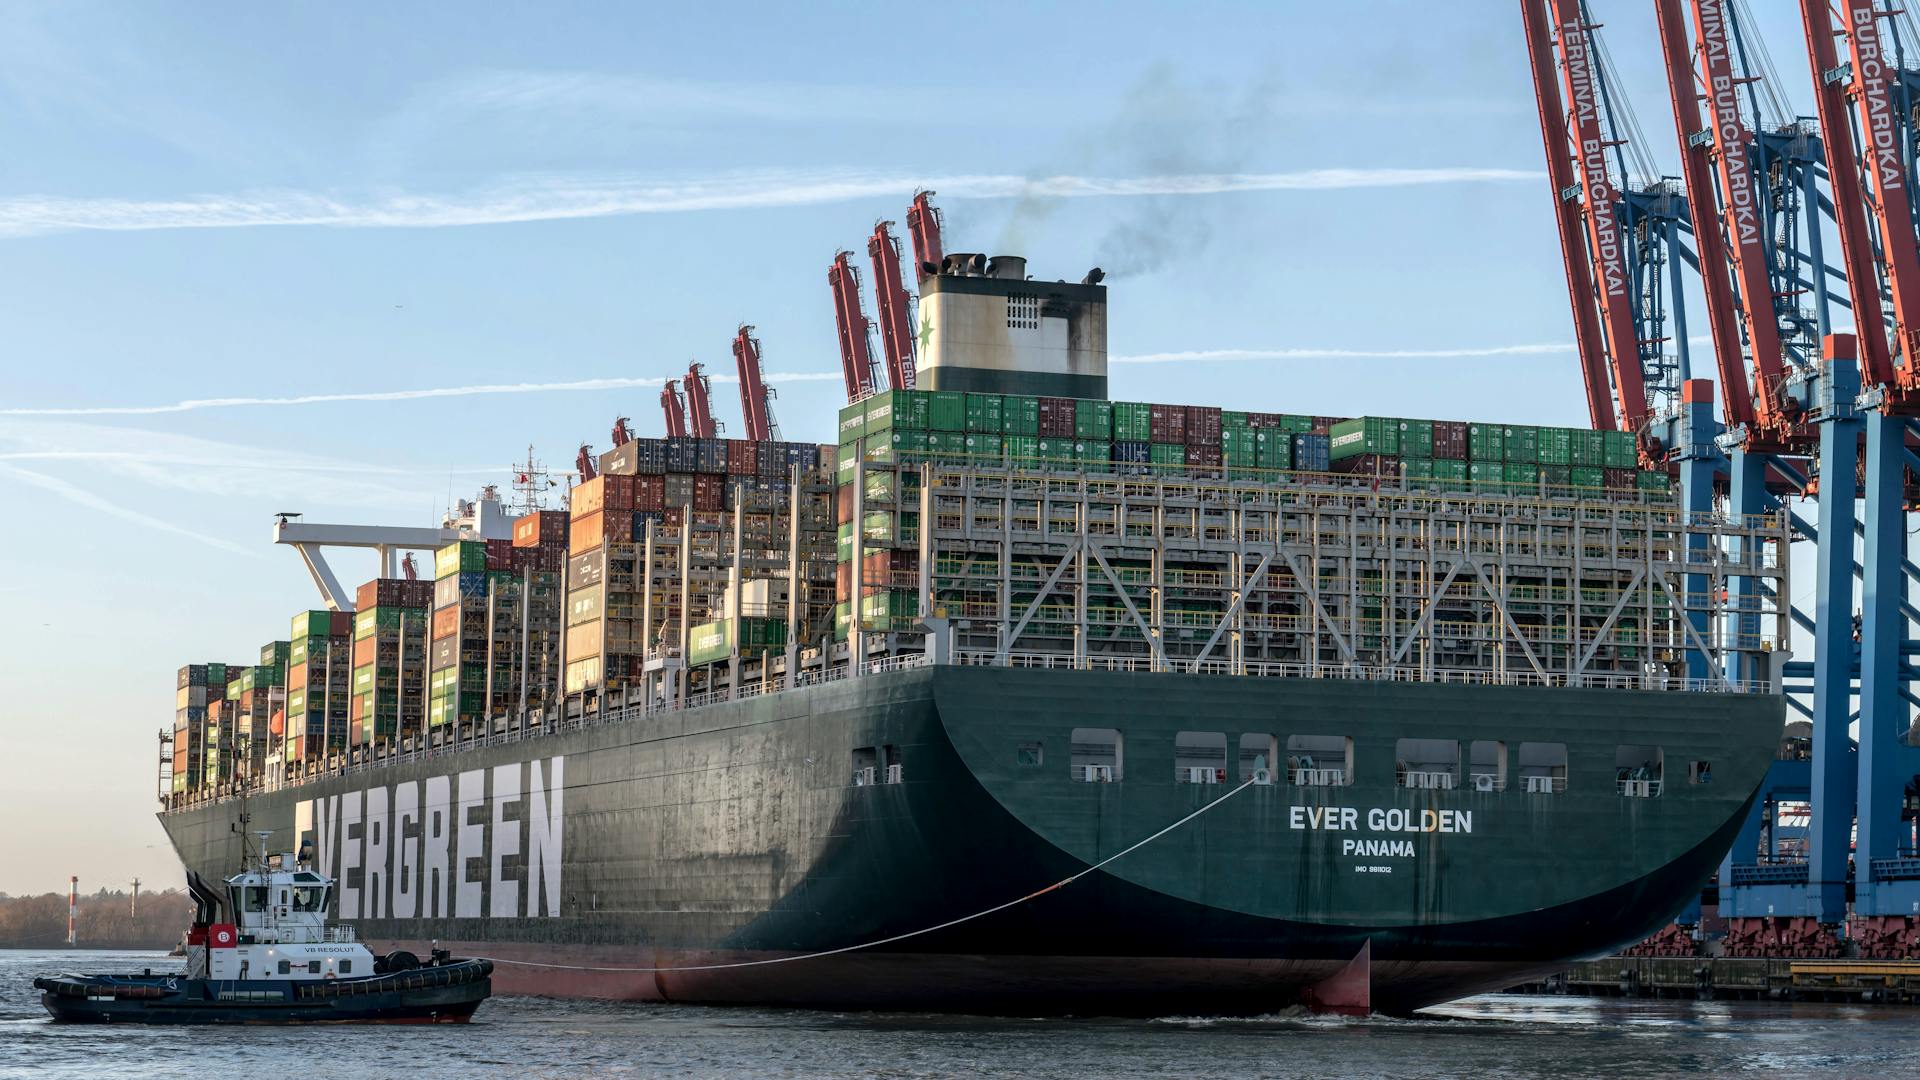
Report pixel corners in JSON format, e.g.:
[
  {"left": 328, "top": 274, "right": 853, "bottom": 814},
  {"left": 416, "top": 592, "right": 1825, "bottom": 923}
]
[
  {"left": 286, "top": 611, "right": 352, "bottom": 763},
  {"left": 350, "top": 577, "right": 433, "bottom": 748}
]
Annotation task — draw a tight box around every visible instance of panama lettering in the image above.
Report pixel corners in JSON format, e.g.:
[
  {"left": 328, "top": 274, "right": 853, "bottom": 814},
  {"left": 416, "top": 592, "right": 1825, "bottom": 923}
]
[
  {"left": 1288, "top": 804, "right": 1471, "bottom": 868},
  {"left": 295, "top": 755, "right": 564, "bottom": 921}
]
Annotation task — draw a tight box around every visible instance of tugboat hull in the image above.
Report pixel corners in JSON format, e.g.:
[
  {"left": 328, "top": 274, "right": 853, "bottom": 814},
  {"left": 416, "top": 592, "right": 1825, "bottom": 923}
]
[{"left": 34, "top": 960, "right": 492, "bottom": 1024}]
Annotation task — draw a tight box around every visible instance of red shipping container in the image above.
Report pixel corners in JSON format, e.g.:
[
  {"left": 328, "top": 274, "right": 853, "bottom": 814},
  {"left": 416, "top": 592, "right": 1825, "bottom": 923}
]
[
  {"left": 1333, "top": 453, "right": 1395, "bottom": 477},
  {"left": 571, "top": 474, "right": 641, "bottom": 516},
  {"left": 726, "top": 439, "right": 758, "bottom": 476},
  {"left": 356, "top": 577, "right": 415, "bottom": 610},
  {"left": 1184, "top": 406, "right": 1222, "bottom": 446},
  {"left": 1038, "top": 397, "right": 1077, "bottom": 437},
  {"left": 693, "top": 473, "right": 726, "bottom": 513},
  {"left": 352, "top": 635, "right": 377, "bottom": 667},
  {"left": 863, "top": 549, "right": 918, "bottom": 591},
  {"left": 570, "top": 509, "right": 637, "bottom": 552},
  {"left": 1312, "top": 415, "right": 1346, "bottom": 434},
  {"left": 836, "top": 484, "right": 856, "bottom": 520},
  {"left": 836, "top": 560, "right": 852, "bottom": 596},
  {"left": 1149, "top": 403, "right": 1187, "bottom": 444},
  {"left": 1603, "top": 466, "right": 1635, "bottom": 490},
  {"left": 485, "top": 538, "right": 512, "bottom": 570},
  {"left": 509, "top": 544, "right": 564, "bottom": 572},
  {"left": 634, "top": 474, "right": 666, "bottom": 512},
  {"left": 431, "top": 606, "right": 461, "bottom": 640},
  {"left": 1433, "top": 421, "right": 1468, "bottom": 459},
  {"left": 289, "top": 661, "right": 309, "bottom": 691},
  {"left": 1246, "top": 412, "right": 1284, "bottom": 429},
  {"left": 329, "top": 611, "right": 352, "bottom": 637},
  {"left": 663, "top": 506, "right": 686, "bottom": 528},
  {"left": 1186, "top": 442, "right": 1223, "bottom": 468}
]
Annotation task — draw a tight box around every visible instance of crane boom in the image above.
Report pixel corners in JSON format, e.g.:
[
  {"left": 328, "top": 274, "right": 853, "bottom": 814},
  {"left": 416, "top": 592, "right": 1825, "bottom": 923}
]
[
  {"left": 1653, "top": 0, "right": 1759, "bottom": 431},
  {"left": 684, "top": 361, "right": 718, "bottom": 438},
  {"left": 828, "top": 251, "right": 879, "bottom": 402},
  {"left": 660, "top": 380, "right": 688, "bottom": 438},
  {"left": 732, "top": 324, "right": 776, "bottom": 442},
  {"left": 1800, "top": 0, "right": 1899, "bottom": 390},
  {"left": 1521, "top": 0, "right": 1620, "bottom": 430},
  {"left": 1546, "top": 0, "right": 1654, "bottom": 434},
  {"left": 868, "top": 221, "right": 917, "bottom": 392},
  {"left": 1826, "top": 2, "right": 1913, "bottom": 389},
  {"left": 906, "top": 191, "right": 945, "bottom": 279}
]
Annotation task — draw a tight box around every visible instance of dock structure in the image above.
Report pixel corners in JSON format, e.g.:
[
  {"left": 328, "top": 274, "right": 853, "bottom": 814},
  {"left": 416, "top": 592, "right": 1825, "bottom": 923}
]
[{"left": 1515, "top": 958, "right": 1920, "bottom": 1006}]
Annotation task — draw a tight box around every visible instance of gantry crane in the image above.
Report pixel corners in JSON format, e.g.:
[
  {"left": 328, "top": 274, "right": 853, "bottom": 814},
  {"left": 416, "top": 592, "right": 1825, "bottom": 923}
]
[
  {"left": 732, "top": 324, "right": 778, "bottom": 442},
  {"left": 868, "top": 221, "right": 917, "bottom": 391},
  {"left": 1522, "top": 0, "right": 1694, "bottom": 447},
  {"left": 684, "top": 361, "right": 718, "bottom": 438},
  {"left": 660, "top": 380, "right": 688, "bottom": 438},
  {"left": 906, "top": 191, "right": 945, "bottom": 279},
  {"left": 828, "top": 251, "right": 880, "bottom": 402}
]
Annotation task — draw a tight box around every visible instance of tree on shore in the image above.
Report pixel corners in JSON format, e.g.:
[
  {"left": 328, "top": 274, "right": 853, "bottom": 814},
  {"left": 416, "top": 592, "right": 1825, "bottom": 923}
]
[{"left": 0, "top": 889, "right": 191, "bottom": 950}]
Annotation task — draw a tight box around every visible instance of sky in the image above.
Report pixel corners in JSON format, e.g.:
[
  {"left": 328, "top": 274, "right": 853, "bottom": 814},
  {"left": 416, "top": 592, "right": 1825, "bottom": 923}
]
[{"left": 0, "top": 0, "right": 1831, "bottom": 896}]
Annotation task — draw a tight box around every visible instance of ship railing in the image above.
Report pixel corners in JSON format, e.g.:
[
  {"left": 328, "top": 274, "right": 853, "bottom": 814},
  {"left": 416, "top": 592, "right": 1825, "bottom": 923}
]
[
  {"left": 1522, "top": 774, "right": 1566, "bottom": 794},
  {"left": 1293, "top": 767, "right": 1346, "bottom": 787},
  {"left": 1617, "top": 778, "right": 1662, "bottom": 798},
  {"left": 1401, "top": 770, "right": 1455, "bottom": 791},
  {"left": 323, "top": 926, "right": 356, "bottom": 943}
]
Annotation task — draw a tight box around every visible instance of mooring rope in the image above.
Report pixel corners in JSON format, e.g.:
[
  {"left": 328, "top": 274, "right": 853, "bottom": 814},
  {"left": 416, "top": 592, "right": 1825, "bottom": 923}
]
[{"left": 481, "top": 775, "right": 1260, "bottom": 973}]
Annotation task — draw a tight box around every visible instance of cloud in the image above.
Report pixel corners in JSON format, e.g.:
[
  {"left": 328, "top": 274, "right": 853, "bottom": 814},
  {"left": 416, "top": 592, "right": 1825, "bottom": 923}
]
[
  {"left": 0, "top": 371, "right": 843, "bottom": 417},
  {"left": 0, "top": 167, "right": 1541, "bottom": 238},
  {"left": 1111, "top": 344, "right": 1576, "bottom": 364},
  {"left": 0, "top": 461, "right": 256, "bottom": 555}
]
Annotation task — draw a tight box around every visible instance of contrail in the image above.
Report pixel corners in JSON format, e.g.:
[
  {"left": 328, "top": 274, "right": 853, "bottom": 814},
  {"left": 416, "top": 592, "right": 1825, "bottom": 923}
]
[
  {"left": 0, "top": 462, "right": 257, "bottom": 555},
  {"left": 1111, "top": 343, "right": 1577, "bottom": 364},
  {"left": 0, "top": 371, "right": 843, "bottom": 417},
  {"left": 0, "top": 167, "right": 1541, "bottom": 237}
]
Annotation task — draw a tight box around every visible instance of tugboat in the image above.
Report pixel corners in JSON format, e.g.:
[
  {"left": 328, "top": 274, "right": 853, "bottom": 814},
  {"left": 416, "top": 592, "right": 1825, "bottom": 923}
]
[{"left": 35, "top": 834, "right": 491, "bottom": 1024}]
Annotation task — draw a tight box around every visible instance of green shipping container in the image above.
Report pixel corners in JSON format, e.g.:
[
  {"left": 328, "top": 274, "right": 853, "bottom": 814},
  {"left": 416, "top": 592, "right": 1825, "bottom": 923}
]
[
  {"left": 1401, "top": 420, "right": 1434, "bottom": 459},
  {"left": 1079, "top": 439, "right": 1111, "bottom": 463},
  {"left": 838, "top": 401, "right": 867, "bottom": 444},
  {"left": 1074, "top": 399, "right": 1114, "bottom": 440},
  {"left": 1254, "top": 430, "right": 1292, "bottom": 470},
  {"left": 1001, "top": 395, "right": 1040, "bottom": 436},
  {"left": 1469, "top": 423, "right": 1504, "bottom": 461},
  {"left": 434, "top": 541, "right": 486, "bottom": 580},
  {"left": 837, "top": 523, "right": 854, "bottom": 562},
  {"left": 1328, "top": 417, "right": 1401, "bottom": 461},
  {"left": 1539, "top": 427, "right": 1574, "bottom": 465},
  {"left": 928, "top": 390, "right": 966, "bottom": 431},
  {"left": 1279, "top": 414, "right": 1316, "bottom": 434},
  {"left": 1403, "top": 458, "right": 1435, "bottom": 483},
  {"left": 1540, "top": 464, "right": 1571, "bottom": 489},
  {"left": 1570, "top": 465, "right": 1605, "bottom": 491},
  {"left": 1112, "top": 402, "right": 1153, "bottom": 442},
  {"left": 1223, "top": 429, "right": 1258, "bottom": 466},
  {"left": 1432, "top": 458, "right": 1469, "bottom": 489},
  {"left": 1503, "top": 426, "right": 1540, "bottom": 464},
  {"left": 858, "top": 590, "right": 918, "bottom": 631},
  {"left": 965, "top": 432, "right": 1004, "bottom": 459},
  {"left": 290, "top": 610, "right": 332, "bottom": 641},
  {"left": 1570, "top": 430, "right": 1607, "bottom": 467},
  {"left": 1006, "top": 435, "right": 1040, "bottom": 462},
  {"left": 1504, "top": 462, "right": 1540, "bottom": 487},
  {"left": 1605, "top": 430, "right": 1638, "bottom": 468},
  {"left": 1468, "top": 461, "right": 1505, "bottom": 491},
  {"left": 1150, "top": 443, "right": 1187, "bottom": 475},
  {"left": 260, "top": 641, "right": 290, "bottom": 667},
  {"left": 833, "top": 601, "right": 851, "bottom": 641},
  {"left": 688, "top": 617, "right": 788, "bottom": 666},
  {"left": 1221, "top": 410, "right": 1251, "bottom": 433},
  {"left": 837, "top": 443, "right": 859, "bottom": 484},
  {"left": 1637, "top": 470, "right": 1670, "bottom": 492},
  {"left": 965, "top": 393, "right": 1004, "bottom": 433}
]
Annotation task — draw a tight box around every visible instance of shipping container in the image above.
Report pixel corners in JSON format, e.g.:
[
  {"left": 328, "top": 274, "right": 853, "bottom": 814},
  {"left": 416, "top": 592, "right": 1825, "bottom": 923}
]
[
  {"left": 433, "top": 541, "right": 487, "bottom": 579},
  {"left": 1149, "top": 442, "right": 1187, "bottom": 475},
  {"left": 694, "top": 438, "right": 728, "bottom": 474},
  {"left": 1292, "top": 434, "right": 1331, "bottom": 473},
  {"left": 1074, "top": 398, "right": 1113, "bottom": 440},
  {"left": 1570, "top": 465, "right": 1606, "bottom": 491},
  {"left": 433, "top": 571, "right": 487, "bottom": 609},
  {"left": 666, "top": 436, "right": 700, "bottom": 473},
  {"left": 259, "top": 641, "right": 290, "bottom": 668},
  {"left": 1605, "top": 430, "right": 1638, "bottom": 468},
  {"left": 1539, "top": 427, "right": 1573, "bottom": 466},
  {"left": 1112, "top": 401, "right": 1153, "bottom": 442},
  {"left": 1111, "top": 440, "right": 1152, "bottom": 470},
  {"left": 1001, "top": 395, "right": 1040, "bottom": 436},
  {"left": 290, "top": 610, "right": 333, "bottom": 641},
  {"left": 1148, "top": 403, "right": 1187, "bottom": 444},
  {"left": 1504, "top": 462, "right": 1540, "bottom": 487},
  {"left": 688, "top": 616, "right": 788, "bottom": 666},
  {"left": 1433, "top": 420, "right": 1468, "bottom": 460},
  {"left": 965, "top": 393, "right": 1004, "bottom": 434},
  {"left": 1037, "top": 396, "right": 1076, "bottom": 437},
  {"left": 928, "top": 390, "right": 966, "bottom": 432},
  {"left": 1328, "top": 417, "right": 1400, "bottom": 461},
  {"left": 1254, "top": 430, "right": 1292, "bottom": 470},
  {"left": 1469, "top": 423, "right": 1504, "bottom": 461},
  {"left": 965, "top": 432, "right": 1004, "bottom": 459},
  {"left": 1503, "top": 426, "right": 1541, "bottom": 464}
]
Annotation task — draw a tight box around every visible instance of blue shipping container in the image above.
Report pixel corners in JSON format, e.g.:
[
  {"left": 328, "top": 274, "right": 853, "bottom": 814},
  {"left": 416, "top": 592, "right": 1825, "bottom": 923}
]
[{"left": 1292, "top": 434, "right": 1331, "bottom": 473}]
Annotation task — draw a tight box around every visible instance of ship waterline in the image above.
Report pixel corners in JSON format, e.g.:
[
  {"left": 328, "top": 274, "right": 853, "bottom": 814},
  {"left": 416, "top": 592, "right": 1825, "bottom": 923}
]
[{"left": 162, "top": 663, "right": 1781, "bottom": 1015}]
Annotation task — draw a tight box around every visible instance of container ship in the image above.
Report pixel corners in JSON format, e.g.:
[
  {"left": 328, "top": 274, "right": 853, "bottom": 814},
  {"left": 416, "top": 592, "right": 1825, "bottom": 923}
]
[{"left": 158, "top": 207, "right": 1791, "bottom": 1015}]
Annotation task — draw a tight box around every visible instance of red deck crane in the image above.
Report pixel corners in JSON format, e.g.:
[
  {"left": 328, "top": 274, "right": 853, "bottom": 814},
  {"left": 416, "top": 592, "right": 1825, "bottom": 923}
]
[
  {"left": 868, "top": 221, "right": 917, "bottom": 391},
  {"left": 611, "top": 416, "right": 633, "bottom": 448},
  {"left": 684, "top": 361, "right": 718, "bottom": 438},
  {"left": 828, "top": 251, "right": 880, "bottom": 402},
  {"left": 1520, "top": 0, "right": 1632, "bottom": 432},
  {"left": 1651, "top": 0, "right": 1763, "bottom": 435},
  {"left": 660, "top": 381, "right": 688, "bottom": 438},
  {"left": 1800, "top": 0, "right": 1907, "bottom": 394},
  {"left": 575, "top": 443, "right": 598, "bottom": 481},
  {"left": 906, "top": 191, "right": 945, "bottom": 279},
  {"left": 732, "top": 324, "right": 777, "bottom": 442}
]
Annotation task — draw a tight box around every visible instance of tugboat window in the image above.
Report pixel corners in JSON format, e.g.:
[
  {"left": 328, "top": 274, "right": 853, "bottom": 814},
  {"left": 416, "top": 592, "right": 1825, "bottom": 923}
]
[
  {"left": 278, "top": 960, "right": 291, "bottom": 975},
  {"left": 308, "top": 961, "right": 321, "bottom": 974},
  {"left": 340, "top": 961, "right": 351, "bottom": 975},
  {"left": 291, "top": 886, "right": 327, "bottom": 912},
  {"left": 243, "top": 886, "right": 269, "bottom": 912}
]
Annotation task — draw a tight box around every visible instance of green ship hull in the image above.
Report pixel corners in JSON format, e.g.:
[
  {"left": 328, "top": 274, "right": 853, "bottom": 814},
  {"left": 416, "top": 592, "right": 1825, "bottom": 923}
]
[{"left": 160, "top": 664, "right": 1780, "bottom": 1015}]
